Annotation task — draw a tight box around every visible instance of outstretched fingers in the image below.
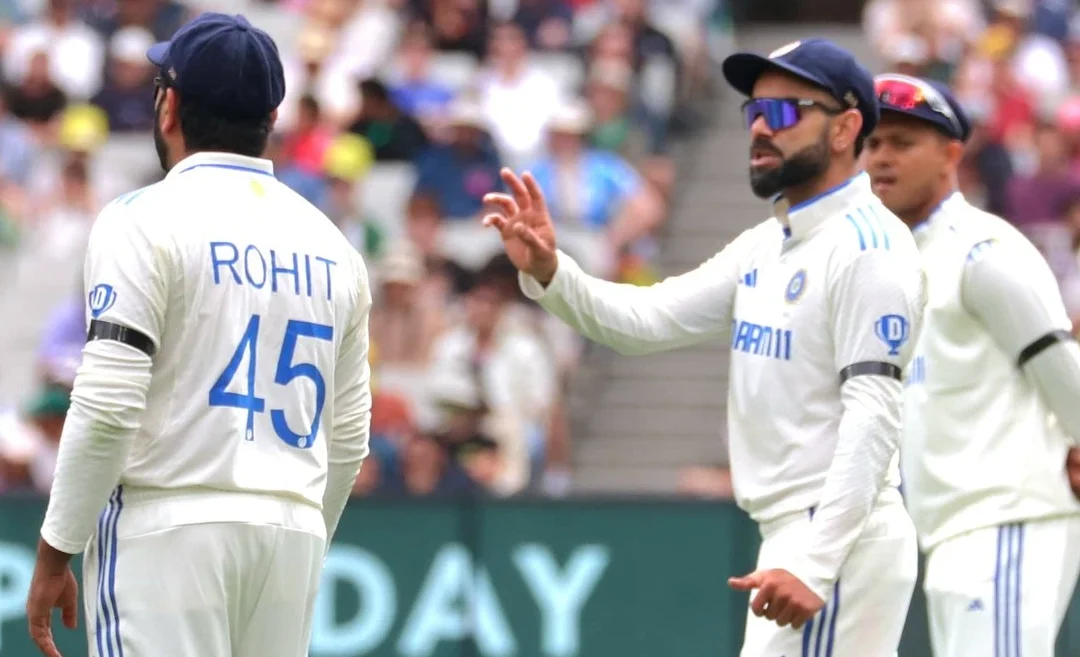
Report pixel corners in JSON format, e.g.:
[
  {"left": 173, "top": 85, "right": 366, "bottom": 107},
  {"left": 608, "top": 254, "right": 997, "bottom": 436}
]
[
  {"left": 482, "top": 213, "right": 512, "bottom": 236},
  {"left": 521, "top": 171, "right": 548, "bottom": 216},
  {"left": 483, "top": 193, "right": 518, "bottom": 219},
  {"left": 513, "top": 222, "right": 548, "bottom": 252},
  {"left": 500, "top": 168, "right": 533, "bottom": 213}
]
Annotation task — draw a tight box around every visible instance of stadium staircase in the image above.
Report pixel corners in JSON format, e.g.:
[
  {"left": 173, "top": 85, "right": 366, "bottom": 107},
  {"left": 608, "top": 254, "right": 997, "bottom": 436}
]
[{"left": 570, "top": 26, "right": 883, "bottom": 494}]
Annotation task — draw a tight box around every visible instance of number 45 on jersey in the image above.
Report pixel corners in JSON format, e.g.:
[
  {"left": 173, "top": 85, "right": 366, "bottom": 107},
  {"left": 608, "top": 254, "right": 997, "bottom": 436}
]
[{"left": 208, "top": 314, "right": 333, "bottom": 449}]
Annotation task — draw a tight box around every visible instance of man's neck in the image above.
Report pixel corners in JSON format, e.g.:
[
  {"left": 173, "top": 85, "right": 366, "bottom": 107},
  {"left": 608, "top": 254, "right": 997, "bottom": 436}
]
[
  {"left": 901, "top": 185, "right": 957, "bottom": 229},
  {"left": 781, "top": 162, "right": 859, "bottom": 209},
  {"left": 168, "top": 149, "right": 195, "bottom": 170}
]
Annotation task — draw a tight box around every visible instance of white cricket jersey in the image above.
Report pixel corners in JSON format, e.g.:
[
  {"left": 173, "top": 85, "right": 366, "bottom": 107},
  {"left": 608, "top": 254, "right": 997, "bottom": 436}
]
[
  {"left": 40, "top": 152, "right": 372, "bottom": 554},
  {"left": 521, "top": 172, "right": 925, "bottom": 597},
  {"left": 902, "top": 192, "right": 1080, "bottom": 552}
]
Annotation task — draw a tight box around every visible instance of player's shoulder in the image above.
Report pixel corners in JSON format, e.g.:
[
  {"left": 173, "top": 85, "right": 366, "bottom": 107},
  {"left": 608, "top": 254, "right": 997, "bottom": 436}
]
[
  {"left": 939, "top": 201, "right": 1038, "bottom": 264},
  {"left": 743, "top": 216, "right": 787, "bottom": 247},
  {"left": 102, "top": 180, "right": 168, "bottom": 214},
  {"left": 110, "top": 177, "right": 168, "bottom": 204},
  {"left": 91, "top": 180, "right": 170, "bottom": 240},
  {"left": 822, "top": 197, "right": 920, "bottom": 273},
  {"left": 265, "top": 177, "right": 342, "bottom": 235},
  {"left": 256, "top": 176, "right": 364, "bottom": 259},
  {"left": 835, "top": 195, "right": 915, "bottom": 253}
]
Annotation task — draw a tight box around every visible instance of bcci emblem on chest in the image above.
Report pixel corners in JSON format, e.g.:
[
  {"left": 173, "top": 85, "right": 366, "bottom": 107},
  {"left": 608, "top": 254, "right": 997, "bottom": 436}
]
[
  {"left": 785, "top": 269, "right": 807, "bottom": 303},
  {"left": 875, "top": 314, "right": 910, "bottom": 356}
]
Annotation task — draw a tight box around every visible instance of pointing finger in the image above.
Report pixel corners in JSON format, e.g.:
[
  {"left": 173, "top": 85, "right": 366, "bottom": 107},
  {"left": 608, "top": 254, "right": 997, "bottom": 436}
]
[
  {"left": 728, "top": 571, "right": 764, "bottom": 591},
  {"left": 500, "top": 168, "right": 533, "bottom": 213}
]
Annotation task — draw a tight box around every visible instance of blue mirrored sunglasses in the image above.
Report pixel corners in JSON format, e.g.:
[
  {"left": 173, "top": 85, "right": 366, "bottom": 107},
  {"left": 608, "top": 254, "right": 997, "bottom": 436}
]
[{"left": 741, "top": 98, "right": 844, "bottom": 131}]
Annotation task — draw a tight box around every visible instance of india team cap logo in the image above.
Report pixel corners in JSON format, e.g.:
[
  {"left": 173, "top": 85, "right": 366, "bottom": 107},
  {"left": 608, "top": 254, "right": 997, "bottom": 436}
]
[{"left": 769, "top": 41, "right": 801, "bottom": 59}]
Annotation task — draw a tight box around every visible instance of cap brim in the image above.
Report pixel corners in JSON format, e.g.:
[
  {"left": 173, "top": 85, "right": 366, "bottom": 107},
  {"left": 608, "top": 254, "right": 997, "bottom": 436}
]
[
  {"left": 146, "top": 41, "right": 170, "bottom": 66},
  {"left": 722, "top": 52, "right": 831, "bottom": 97},
  {"left": 879, "top": 107, "right": 965, "bottom": 141}
]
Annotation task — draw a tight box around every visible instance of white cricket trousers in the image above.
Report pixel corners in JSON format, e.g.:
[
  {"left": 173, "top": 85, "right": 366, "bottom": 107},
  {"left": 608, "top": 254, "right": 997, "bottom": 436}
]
[
  {"left": 924, "top": 515, "right": 1080, "bottom": 657},
  {"left": 740, "top": 488, "right": 918, "bottom": 657},
  {"left": 82, "top": 486, "right": 327, "bottom": 657}
]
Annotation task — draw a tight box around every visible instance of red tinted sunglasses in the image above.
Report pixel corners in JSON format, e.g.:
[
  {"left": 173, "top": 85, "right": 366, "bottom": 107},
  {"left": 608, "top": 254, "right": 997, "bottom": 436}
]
[{"left": 875, "top": 75, "right": 962, "bottom": 135}]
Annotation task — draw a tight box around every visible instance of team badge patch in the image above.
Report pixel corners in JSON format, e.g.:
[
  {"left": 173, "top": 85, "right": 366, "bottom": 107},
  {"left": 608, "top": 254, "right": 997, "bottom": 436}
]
[
  {"left": 88, "top": 283, "right": 117, "bottom": 319},
  {"left": 875, "top": 314, "right": 910, "bottom": 356},
  {"left": 785, "top": 269, "right": 807, "bottom": 303}
]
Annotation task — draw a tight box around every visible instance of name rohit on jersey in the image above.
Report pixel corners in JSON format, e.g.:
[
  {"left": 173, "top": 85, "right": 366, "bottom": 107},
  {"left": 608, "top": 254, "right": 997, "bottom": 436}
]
[
  {"left": 209, "top": 241, "right": 337, "bottom": 300},
  {"left": 731, "top": 318, "right": 793, "bottom": 361}
]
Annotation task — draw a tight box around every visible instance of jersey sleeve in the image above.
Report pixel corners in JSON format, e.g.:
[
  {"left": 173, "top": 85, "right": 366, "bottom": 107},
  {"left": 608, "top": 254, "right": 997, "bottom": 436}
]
[
  {"left": 829, "top": 249, "right": 925, "bottom": 376},
  {"left": 961, "top": 237, "right": 1071, "bottom": 356},
  {"left": 518, "top": 229, "right": 752, "bottom": 355},
  {"left": 40, "top": 202, "right": 169, "bottom": 554},
  {"left": 83, "top": 200, "right": 169, "bottom": 351},
  {"left": 786, "top": 249, "right": 926, "bottom": 599},
  {"left": 961, "top": 238, "right": 1080, "bottom": 444},
  {"left": 322, "top": 254, "right": 373, "bottom": 544}
]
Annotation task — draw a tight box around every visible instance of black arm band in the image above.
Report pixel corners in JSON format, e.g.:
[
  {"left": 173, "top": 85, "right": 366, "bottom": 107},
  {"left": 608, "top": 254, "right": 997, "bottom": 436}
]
[
  {"left": 839, "top": 361, "right": 902, "bottom": 385},
  {"left": 1017, "top": 329, "right": 1074, "bottom": 368},
  {"left": 87, "top": 320, "right": 156, "bottom": 357}
]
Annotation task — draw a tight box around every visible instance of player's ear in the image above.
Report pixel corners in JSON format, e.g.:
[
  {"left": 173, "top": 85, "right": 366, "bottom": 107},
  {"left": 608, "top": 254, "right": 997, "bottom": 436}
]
[
  {"left": 832, "top": 109, "right": 862, "bottom": 155},
  {"left": 268, "top": 109, "right": 279, "bottom": 132},
  {"left": 944, "top": 137, "right": 964, "bottom": 169},
  {"left": 161, "top": 88, "right": 179, "bottom": 133}
]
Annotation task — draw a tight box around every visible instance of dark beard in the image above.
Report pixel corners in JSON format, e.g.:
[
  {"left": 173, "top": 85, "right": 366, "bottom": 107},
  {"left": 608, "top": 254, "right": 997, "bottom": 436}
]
[
  {"left": 748, "top": 131, "right": 831, "bottom": 199},
  {"left": 153, "top": 102, "right": 170, "bottom": 172}
]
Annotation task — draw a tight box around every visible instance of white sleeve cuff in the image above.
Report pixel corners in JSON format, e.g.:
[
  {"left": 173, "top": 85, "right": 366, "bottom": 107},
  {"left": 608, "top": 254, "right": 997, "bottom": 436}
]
[
  {"left": 518, "top": 270, "right": 548, "bottom": 300},
  {"left": 785, "top": 557, "right": 833, "bottom": 602},
  {"left": 40, "top": 528, "right": 87, "bottom": 556},
  {"left": 518, "top": 250, "right": 577, "bottom": 300}
]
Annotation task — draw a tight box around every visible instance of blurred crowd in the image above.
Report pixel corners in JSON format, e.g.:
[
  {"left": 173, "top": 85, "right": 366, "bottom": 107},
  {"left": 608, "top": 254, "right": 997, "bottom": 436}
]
[
  {"left": 0, "top": 0, "right": 727, "bottom": 497},
  {"left": 863, "top": 0, "right": 1080, "bottom": 321}
]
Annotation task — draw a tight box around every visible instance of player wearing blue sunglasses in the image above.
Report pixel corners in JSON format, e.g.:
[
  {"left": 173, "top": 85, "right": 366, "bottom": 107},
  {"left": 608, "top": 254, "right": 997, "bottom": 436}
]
[
  {"left": 739, "top": 89, "right": 860, "bottom": 201},
  {"left": 482, "top": 37, "right": 924, "bottom": 657}
]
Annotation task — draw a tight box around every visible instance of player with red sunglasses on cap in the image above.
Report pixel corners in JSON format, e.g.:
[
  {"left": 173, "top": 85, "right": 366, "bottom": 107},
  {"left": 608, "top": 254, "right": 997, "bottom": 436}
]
[
  {"left": 866, "top": 73, "right": 1080, "bottom": 657},
  {"left": 483, "top": 39, "right": 926, "bottom": 656}
]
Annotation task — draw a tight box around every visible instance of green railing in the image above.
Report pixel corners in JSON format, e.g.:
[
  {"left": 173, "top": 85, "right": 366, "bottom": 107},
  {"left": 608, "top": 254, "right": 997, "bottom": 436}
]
[{"left": 0, "top": 496, "right": 1076, "bottom": 656}]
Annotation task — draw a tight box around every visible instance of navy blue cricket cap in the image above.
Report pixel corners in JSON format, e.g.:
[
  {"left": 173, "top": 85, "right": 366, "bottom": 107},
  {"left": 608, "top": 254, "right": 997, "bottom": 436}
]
[
  {"left": 874, "top": 74, "right": 973, "bottom": 143},
  {"left": 722, "top": 38, "right": 879, "bottom": 137},
  {"left": 147, "top": 13, "right": 285, "bottom": 120}
]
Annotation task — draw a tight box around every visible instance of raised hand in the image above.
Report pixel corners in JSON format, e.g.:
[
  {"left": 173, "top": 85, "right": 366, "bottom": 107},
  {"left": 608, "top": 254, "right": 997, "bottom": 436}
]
[{"left": 482, "top": 168, "right": 559, "bottom": 284}]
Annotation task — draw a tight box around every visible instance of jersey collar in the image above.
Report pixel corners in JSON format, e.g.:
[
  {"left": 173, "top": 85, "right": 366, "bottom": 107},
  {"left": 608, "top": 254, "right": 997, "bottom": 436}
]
[
  {"left": 911, "top": 190, "right": 964, "bottom": 246},
  {"left": 773, "top": 172, "right": 869, "bottom": 240},
  {"left": 167, "top": 152, "right": 276, "bottom": 179}
]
